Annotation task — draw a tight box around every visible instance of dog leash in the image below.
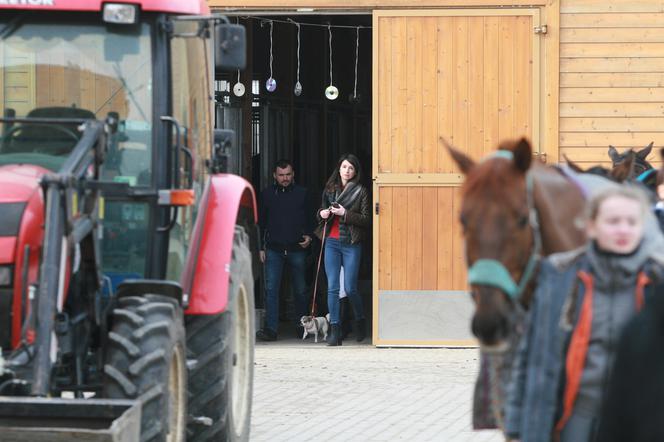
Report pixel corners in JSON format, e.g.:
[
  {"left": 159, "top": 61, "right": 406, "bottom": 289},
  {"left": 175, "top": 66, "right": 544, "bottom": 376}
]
[{"left": 309, "top": 218, "right": 328, "bottom": 318}]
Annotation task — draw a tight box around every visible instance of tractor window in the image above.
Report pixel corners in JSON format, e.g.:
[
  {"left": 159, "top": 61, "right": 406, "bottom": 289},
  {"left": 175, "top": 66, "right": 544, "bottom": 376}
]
[
  {"left": 101, "top": 201, "right": 150, "bottom": 282},
  {"left": 0, "top": 18, "right": 153, "bottom": 185},
  {"left": 167, "top": 21, "right": 213, "bottom": 280}
]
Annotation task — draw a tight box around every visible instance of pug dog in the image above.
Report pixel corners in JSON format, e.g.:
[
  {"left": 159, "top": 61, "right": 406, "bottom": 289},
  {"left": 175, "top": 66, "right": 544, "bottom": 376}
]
[{"left": 300, "top": 314, "right": 330, "bottom": 343}]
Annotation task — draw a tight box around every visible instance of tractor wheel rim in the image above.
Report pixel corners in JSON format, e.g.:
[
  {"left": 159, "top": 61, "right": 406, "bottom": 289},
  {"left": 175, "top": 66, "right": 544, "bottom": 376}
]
[
  {"left": 167, "top": 344, "right": 186, "bottom": 442},
  {"left": 231, "top": 283, "right": 251, "bottom": 433}
]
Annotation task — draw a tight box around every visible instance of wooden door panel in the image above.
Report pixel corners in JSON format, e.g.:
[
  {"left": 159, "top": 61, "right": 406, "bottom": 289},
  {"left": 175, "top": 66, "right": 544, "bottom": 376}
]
[{"left": 373, "top": 9, "right": 540, "bottom": 344}]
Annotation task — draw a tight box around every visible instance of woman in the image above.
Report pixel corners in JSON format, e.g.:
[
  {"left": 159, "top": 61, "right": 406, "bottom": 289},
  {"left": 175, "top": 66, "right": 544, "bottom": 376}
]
[
  {"left": 316, "top": 154, "right": 370, "bottom": 346},
  {"left": 504, "top": 186, "right": 664, "bottom": 442}
]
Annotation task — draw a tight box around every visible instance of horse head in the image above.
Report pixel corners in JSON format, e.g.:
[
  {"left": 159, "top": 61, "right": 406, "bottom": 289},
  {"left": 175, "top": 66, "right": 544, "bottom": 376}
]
[
  {"left": 564, "top": 153, "right": 636, "bottom": 183},
  {"left": 609, "top": 142, "right": 654, "bottom": 179},
  {"left": 445, "top": 138, "right": 539, "bottom": 350}
]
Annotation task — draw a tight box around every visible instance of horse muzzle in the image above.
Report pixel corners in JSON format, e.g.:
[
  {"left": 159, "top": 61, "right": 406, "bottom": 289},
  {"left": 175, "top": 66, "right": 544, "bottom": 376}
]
[{"left": 470, "top": 286, "right": 513, "bottom": 348}]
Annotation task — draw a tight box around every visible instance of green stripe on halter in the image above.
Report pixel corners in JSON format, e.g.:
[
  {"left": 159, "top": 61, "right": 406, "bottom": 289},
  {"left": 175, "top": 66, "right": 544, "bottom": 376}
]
[
  {"left": 489, "top": 150, "right": 514, "bottom": 161},
  {"left": 468, "top": 259, "right": 519, "bottom": 299}
]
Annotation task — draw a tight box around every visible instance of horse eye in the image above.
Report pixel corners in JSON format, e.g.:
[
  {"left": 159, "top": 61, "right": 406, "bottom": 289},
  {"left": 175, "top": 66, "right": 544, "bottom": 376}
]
[
  {"left": 459, "top": 214, "right": 468, "bottom": 226},
  {"left": 518, "top": 215, "right": 529, "bottom": 228}
]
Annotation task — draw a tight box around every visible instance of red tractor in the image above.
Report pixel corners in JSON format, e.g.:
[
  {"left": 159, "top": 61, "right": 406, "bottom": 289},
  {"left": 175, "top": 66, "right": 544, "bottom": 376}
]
[{"left": 0, "top": 1, "right": 256, "bottom": 441}]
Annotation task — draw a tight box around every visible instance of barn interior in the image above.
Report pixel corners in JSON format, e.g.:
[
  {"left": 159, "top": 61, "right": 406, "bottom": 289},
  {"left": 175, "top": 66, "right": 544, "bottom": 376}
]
[{"left": 215, "top": 14, "right": 374, "bottom": 340}]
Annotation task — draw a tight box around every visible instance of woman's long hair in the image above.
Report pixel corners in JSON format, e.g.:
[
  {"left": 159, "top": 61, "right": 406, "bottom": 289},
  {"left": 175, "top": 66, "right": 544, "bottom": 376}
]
[{"left": 325, "top": 153, "right": 363, "bottom": 193}]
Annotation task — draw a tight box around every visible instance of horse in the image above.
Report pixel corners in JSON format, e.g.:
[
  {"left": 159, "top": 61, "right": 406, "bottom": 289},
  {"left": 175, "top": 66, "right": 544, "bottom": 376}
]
[
  {"left": 609, "top": 142, "right": 654, "bottom": 178},
  {"left": 565, "top": 148, "right": 658, "bottom": 202},
  {"left": 609, "top": 142, "right": 658, "bottom": 191},
  {"left": 564, "top": 151, "right": 637, "bottom": 183},
  {"left": 445, "top": 138, "right": 586, "bottom": 347},
  {"left": 444, "top": 137, "right": 587, "bottom": 429}
]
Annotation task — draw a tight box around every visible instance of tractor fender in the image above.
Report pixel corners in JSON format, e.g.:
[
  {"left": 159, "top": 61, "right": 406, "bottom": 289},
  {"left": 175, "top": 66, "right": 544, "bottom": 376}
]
[{"left": 183, "top": 174, "right": 256, "bottom": 315}]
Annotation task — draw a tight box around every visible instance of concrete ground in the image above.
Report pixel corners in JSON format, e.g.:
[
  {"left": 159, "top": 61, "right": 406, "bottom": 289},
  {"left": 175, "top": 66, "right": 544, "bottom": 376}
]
[{"left": 250, "top": 337, "right": 503, "bottom": 441}]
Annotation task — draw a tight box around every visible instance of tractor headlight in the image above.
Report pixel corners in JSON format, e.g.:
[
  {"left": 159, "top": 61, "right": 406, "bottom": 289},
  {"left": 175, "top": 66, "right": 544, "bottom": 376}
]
[
  {"left": 103, "top": 4, "right": 139, "bottom": 25},
  {"left": 0, "top": 266, "right": 12, "bottom": 287}
]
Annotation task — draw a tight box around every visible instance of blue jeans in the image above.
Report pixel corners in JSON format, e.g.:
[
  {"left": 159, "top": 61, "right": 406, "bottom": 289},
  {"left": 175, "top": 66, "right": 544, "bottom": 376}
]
[
  {"left": 324, "top": 238, "right": 364, "bottom": 325},
  {"left": 264, "top": 249, "right": 308, "bottom": 333}
]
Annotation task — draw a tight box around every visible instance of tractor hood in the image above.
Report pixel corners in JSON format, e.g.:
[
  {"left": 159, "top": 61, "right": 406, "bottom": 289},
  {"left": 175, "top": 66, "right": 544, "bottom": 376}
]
[{"left": 0, "top": 164, "right": 47, "bottom": 204}]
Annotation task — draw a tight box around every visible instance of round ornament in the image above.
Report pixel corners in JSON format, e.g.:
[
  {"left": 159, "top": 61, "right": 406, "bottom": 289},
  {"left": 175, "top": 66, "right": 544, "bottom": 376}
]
[
  {"left": 294, "top": 81, "right": 303, "bottom": 96},
  {"left": 266, "top": 77, "right": 277, "bottom": 92},
  {"left": 233, "top": 82, "right": 245, "bottom": 97},
  {"left": 325, "top": 85, "right": 339, "bottom": 100}
]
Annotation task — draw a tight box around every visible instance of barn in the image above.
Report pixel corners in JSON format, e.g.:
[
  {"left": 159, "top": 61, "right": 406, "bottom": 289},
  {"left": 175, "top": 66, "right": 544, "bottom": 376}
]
[{"left": 208, "top": 0, "right": 664, "bottom": 346}]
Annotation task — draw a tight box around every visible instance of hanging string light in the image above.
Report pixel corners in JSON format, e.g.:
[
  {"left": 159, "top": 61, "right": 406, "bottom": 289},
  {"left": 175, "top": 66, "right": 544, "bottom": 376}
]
[
  {"left": 324, "top": 25, "right": 339, "bottom": 100},
  {"left": 265, "top": 20, "right": 276, "bottom": 92},
  {"left": 350, "top": 26, "right": 361, "bottom": 103},
  {"left": 294, "top": 22, "right": 302, "bottom": 96}
]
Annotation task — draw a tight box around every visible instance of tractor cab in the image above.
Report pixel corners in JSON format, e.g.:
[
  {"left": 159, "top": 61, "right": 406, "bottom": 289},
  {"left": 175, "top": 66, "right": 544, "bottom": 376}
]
[{"left": 0, "top": 4, "right": 244, "bottom": 296}]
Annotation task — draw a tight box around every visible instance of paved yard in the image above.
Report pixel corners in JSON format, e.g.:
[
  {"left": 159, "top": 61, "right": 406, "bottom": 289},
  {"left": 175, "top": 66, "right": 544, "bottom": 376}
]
[{"left": 250, "top": 339, "right": 503, "bottom": 441}]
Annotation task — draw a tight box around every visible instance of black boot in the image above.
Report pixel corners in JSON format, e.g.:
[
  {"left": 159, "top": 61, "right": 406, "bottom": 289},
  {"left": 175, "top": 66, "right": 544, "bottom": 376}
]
[
  {"left": 340, "top": 298, "right": 352, "bottom": 340},
  {"left": 327, "top": 324, "right": 342, "bottom": 346},
  {"left": 354, "top": 318, "right": 366, "bottom": 342}
]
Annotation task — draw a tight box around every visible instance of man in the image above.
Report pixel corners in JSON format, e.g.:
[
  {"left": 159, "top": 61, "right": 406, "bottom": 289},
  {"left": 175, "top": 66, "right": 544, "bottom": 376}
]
[{"left": 256, "top": 159, "right": 313, "bottom": 341}]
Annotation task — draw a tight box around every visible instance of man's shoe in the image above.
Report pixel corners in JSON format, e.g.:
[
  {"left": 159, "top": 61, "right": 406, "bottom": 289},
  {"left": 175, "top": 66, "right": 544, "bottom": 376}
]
[{"left": 256, "top": 328, "right": 277, "bottom": 342}]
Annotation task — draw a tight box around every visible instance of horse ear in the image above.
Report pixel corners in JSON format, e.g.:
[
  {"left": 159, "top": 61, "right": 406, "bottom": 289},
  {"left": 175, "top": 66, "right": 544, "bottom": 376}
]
[
  {"left": 441, "top": 137, "right": 476, "bottom": 174},
  {"left": 512, "top": 138, "right": 532, "bottom": 173},
  {"left": 636, "top": 141, "right": 654, "bottom": 160},
  {"left": 610, "top": 152, "right": 635, "bottom": 182},
  {"left": 608, "top": 145, "right": 621, "bottom": 163},
  {"left": 563, "top": 154, "right": 585, "bottom": 173}
]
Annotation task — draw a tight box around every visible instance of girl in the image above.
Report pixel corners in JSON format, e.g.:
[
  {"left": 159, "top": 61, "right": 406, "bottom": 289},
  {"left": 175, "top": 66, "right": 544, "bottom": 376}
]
[
  {"left": 316, "top": 154, "right": 370, "bottom": 346},
  {"left": 504, "top": 186, "right": 664, "bottom": 441}
]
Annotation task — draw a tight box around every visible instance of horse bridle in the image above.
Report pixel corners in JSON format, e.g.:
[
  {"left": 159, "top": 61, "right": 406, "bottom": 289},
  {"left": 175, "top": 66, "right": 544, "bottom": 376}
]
[{"left": 466, "top": 151, "right": 543, "bottom": 302}]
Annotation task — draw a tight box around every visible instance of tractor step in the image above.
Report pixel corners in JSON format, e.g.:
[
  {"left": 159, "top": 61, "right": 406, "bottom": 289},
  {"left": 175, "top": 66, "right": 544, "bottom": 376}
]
[{"left": 0, "top": 396, "right": 140, "bottom": 441}]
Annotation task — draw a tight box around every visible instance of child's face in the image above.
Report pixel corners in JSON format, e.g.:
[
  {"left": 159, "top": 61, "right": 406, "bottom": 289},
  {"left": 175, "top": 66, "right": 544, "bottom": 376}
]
[
  {"left": 657, "top": 184, "right": 664, "bottom": 201},
  {"left": 587, "top": 196, "right": 644, "bottom": 254}
]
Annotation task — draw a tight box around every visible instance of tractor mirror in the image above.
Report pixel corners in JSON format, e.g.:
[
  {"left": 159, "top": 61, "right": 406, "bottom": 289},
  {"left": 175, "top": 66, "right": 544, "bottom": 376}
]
[{"left": 214, "top": 24, "right": 246, "bottom": 71}]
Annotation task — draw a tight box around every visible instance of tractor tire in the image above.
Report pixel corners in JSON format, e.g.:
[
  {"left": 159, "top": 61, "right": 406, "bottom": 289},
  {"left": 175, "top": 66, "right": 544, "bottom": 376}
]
[
  {"left": 186, "top": 225, "right": 255, "bottom": 442},
  {"left": 103, "top": 294, "right": 187, "bottom": 442}
]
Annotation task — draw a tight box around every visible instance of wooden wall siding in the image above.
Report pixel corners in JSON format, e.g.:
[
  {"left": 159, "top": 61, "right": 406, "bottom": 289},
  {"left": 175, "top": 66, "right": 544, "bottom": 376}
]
[
  {"left": 378, "top": 186, "right": 467, "bottom": 291},
  {"left": 1, "top": 43, "right": 127, "bottom": 118},
  {"left": 560, "top": 0, "right": 664, "bottom": 166},
  {"left": 209, "top": 0, "right": 547, "bottom": 8},
  {"left": 376, "top": 15, "right": 533, "bottom": 174},
  {"left": 1, "top": 45, "right": 35, "bottom": 117}
]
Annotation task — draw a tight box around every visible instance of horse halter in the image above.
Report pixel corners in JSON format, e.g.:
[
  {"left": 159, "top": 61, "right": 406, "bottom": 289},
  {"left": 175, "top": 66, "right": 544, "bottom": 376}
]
[{"left": 466, "top": 151, "right": 543, "bottom": 301}]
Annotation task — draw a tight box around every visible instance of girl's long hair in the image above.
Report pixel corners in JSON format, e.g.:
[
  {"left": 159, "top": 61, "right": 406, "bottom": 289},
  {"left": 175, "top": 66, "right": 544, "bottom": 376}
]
[{"left": 325, "top": 153, "right": 363, "bottom": 193}]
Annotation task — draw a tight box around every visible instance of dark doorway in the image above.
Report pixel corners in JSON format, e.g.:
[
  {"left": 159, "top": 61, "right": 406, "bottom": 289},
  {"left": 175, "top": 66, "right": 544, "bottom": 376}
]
[{"left": 216, "top": 14, "right": 373, "bottom": 340}]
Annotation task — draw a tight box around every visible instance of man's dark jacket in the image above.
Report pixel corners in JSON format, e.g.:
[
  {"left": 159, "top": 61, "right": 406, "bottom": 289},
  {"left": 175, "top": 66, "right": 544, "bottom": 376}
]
[{"left": 259, "top": 184, "right": 313, "bottom": 252}]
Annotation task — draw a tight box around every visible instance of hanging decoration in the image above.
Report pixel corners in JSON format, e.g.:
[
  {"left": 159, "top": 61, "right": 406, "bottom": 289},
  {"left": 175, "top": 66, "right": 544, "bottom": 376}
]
[
  {"left": 265, "top": 21, "right": 277, "bottom": 92},
  {"left": 233, "top": 18, "right": 245, "bottom": 97},
  {"left": 294, "top": 22, "right": 302, "bottom": 96},
  {"left": 349, "top": 27, "right": 361, "bottom": 103},
  {"left": 233, "top": 69, "right": 245, "bottom": 97},
  {"left": 324, "top": 25, "right": 339, "bottom": 101}
]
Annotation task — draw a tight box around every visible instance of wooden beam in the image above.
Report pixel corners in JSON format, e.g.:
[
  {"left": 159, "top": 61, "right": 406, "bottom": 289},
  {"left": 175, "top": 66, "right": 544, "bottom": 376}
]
[{"left": 209, "top": 0, "right": 547, "bottom": 9}]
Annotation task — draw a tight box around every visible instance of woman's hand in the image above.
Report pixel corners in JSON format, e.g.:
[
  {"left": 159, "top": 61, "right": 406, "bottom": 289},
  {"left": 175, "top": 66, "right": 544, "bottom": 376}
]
[
  {"left": 330, "top": 204, "right": 346, "bottom": 217},
  {"left": 320, "top": 208, "right": 331, "bottom": 219}
]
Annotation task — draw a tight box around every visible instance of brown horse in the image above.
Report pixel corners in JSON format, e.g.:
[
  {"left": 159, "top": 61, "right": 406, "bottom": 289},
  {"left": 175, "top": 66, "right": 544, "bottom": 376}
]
[
  {"left": 445, "top": 137, "right": 586, "bottom": 348},
  {"left": 445, "top": 138, "right": 589, "bottom": 429}
]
